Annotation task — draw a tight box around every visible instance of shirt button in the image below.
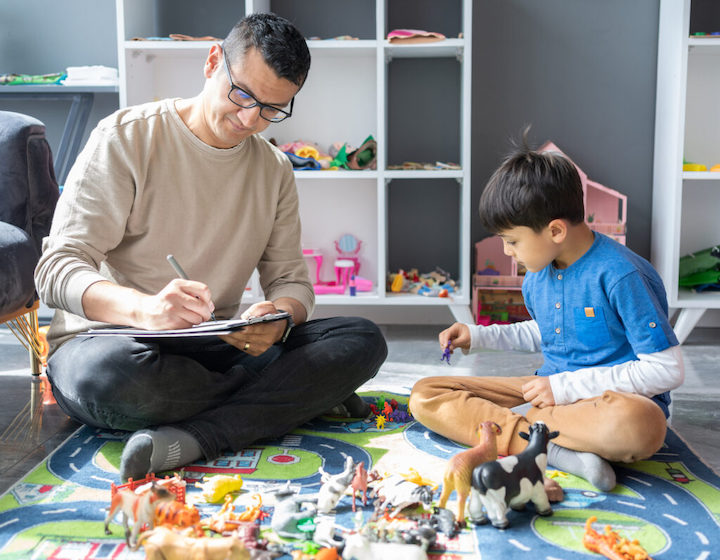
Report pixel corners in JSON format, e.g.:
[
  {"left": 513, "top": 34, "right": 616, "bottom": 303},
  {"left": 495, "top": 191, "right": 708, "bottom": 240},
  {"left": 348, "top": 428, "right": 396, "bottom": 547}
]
[
  {"left": 555, "top": 302, "right": 561, "bottom": 309},
  {"left": 555, "top": 327, "right": 561, "bottom": 334},
  {"left": 557, "top": 274, "right": 563, "bottom": 280},
  {"left": 649, "top": 322, "right": 657, "bottom": 328}
]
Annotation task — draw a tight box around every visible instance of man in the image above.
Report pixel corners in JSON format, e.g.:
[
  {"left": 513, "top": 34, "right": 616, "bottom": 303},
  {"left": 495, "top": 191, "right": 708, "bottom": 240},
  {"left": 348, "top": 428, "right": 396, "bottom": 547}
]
[{"left": 35, "top": 13, "right": 387, "bottom": 481}]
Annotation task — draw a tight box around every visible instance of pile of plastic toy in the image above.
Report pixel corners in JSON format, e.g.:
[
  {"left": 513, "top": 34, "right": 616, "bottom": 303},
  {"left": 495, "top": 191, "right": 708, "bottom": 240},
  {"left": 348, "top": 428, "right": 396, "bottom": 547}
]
[{"left": 387, "top": 267, "right": 457, "bottom": 297}]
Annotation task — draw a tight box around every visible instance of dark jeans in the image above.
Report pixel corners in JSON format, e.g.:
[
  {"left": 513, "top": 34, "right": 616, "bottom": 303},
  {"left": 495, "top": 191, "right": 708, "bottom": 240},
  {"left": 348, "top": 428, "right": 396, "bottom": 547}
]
[{"left": 46, "top": 316, "right": 387, "bottom": 459}]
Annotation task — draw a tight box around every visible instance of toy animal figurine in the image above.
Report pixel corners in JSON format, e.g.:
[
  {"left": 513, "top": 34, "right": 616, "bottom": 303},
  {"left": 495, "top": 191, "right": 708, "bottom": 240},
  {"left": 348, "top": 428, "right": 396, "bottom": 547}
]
[
  {"left": 208, "top": 494, "right": 267, "bottom": 533},
  {"left": 424, "top": 506, "right": 458, "bottom": 538},
  {"left": 104, "top": 481, "right": 175, "bottom": 548},
  {"left": 154, "top": 500, "right": 202, "bottom": 535},
  {"left": 270, "top": 483, "right": 317, "bottom": 539},
  {"left": 583, "top": 516, "right": 653, "bottom": 560},
  {"left": 138, "top": 526, "right": 250, "bottom": 560},
  {"left": 195, "top": 474, "right": 244, "bottom": 503},
  {"left": 468, "top": 421, "right": 559, "bottom": 529},
  {"left": 341, "top": 532, "right": 428, "bottom": 560},
  {"left": 313, "top": 518, "right": 346, "bottom": 549},
  {"left": 441, "top": 340, "right": 451, "bottom": 364},
  {"left": 375, "top": 415, "right": 386, "bottom": 430},
  {"left": 437, "top": 421, "right": 501, "bottom": 524},
  {"left": 349, "top": 461, "right": 374, "bottom": 512},
  {"left": 371, "top": 473, "right": 434, "bottom": 513},
  {"left": 317, "top": 455, "right": 356, "bottom": 513}
]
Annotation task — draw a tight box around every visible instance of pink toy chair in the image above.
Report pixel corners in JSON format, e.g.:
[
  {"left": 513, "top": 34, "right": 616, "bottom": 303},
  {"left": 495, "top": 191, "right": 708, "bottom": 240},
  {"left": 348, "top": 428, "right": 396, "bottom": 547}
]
[{"left": 334, "top": 234, "right": 362, "bottom": 276}]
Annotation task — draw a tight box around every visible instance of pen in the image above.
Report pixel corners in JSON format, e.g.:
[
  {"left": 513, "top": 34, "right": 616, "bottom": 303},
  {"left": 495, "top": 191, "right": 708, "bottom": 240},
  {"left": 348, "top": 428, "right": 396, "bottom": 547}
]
[{"left": 166, "top": 254, "right": 216, "bottom": 321}]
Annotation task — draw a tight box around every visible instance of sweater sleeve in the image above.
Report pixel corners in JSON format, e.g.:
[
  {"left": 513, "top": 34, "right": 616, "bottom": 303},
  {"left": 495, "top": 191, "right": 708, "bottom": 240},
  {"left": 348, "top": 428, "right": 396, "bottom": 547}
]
[
  {"left": 256, "top": 157, "right": 315, "bottom": 318},
  {"left": 466, "top": 320, "right": 542, "bottom": 353},
  {"left": 549, "top": 345, "right": 685, "bottom": 405},
  {"left": 34, "top": 126, "right": 135, "bottom": 318}
]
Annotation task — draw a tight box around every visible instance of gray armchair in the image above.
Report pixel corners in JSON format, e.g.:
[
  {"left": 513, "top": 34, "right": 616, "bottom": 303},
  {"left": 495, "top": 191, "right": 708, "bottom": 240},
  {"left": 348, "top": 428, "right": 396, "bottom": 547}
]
[{"left": 0, "top": 111, "right": 60, "bottom": 374}]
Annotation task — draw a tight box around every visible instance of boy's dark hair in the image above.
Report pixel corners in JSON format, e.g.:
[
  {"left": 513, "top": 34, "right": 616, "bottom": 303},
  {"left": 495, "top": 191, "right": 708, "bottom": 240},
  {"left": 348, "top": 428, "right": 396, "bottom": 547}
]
[
  {"left": 224, "top": 13, "right": 311, "bottom": 88},
  {"left": 479, "top": 130, "right": 585, "bottom": 233}
]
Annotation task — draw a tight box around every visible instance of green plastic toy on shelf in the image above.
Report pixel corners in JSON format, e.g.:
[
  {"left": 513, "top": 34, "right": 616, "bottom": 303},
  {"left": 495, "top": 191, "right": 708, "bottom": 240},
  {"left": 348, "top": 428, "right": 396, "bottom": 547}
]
[{"left": 679, "top": 244, "right": 720, "bottom": 291}]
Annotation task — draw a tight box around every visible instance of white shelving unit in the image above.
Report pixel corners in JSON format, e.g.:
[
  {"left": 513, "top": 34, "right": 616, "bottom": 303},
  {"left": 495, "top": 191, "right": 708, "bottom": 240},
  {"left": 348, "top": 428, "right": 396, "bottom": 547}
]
[
  {"left": 115, "top": 0, "right": 473, "bottom": 323},
  {"left": 652, "top": 0, "right": 720, "bottom": 343}
]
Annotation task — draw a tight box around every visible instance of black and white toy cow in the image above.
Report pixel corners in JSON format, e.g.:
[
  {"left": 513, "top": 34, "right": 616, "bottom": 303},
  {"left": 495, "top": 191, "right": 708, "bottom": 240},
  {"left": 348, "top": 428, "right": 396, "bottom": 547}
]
[{"left": 468, "top": 421, "right": 559, "bottom": 529}]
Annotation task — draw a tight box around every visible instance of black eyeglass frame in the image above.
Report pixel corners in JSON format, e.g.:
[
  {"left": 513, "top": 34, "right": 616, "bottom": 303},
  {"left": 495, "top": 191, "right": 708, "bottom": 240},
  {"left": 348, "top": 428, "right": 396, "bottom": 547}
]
[{"left": 220, "top": 45, "right": 294, "bottom": 123}]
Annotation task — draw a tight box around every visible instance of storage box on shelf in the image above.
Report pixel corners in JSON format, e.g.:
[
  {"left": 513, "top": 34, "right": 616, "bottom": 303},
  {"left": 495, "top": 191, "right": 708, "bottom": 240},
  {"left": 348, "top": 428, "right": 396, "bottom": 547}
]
[
  {"left": 652, "top": 0, "right": 720, "bottom": 342},
  {"left": 115, "top": 0, "right": 472, "bottom": 321},
  {"left": 472, "top": 141, "right": 628, "bottom": 325},
  {"left": 539, "top": 141, "right": 627, "bottom": 246},
  {"left": 472, "top": 236, "right": 527, "bottom": 325}
]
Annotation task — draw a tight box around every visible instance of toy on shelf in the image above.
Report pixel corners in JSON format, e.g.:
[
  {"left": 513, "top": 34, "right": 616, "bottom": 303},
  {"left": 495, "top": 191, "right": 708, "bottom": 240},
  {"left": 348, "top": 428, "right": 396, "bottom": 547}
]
[
  {"left": 583, "top": 516, "right": 653, "bottom": 560},
  {"left": 678, "top": 244, "right": 720, "bottom": 292},
  {"left": 437, "top": 421, "right": 501, "bottom": 525},
  {"left": 540, "top": 141, "right": 628, "bottom": 244},
  {"left": 683, "top": 159, "right": 707, "bottom": 172},
  {"left": 468, "top": 421, "right": 558, "bottom": 529},
  {"left": 387, "top": 267, "right": 457, "bottom": 297},
  {"left": 335, "top": 233, "right": 362, "bottom": 276},
  {"left": 472, "top": 236, "right": 530, "bottom": 325},
  {"left": 303, "top": 235, "right": 373, "bottom": 296}
]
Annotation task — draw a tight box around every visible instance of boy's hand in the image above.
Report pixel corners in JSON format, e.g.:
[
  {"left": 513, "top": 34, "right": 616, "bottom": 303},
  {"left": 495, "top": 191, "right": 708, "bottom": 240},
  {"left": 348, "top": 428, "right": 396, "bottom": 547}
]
[
  {"left": 522, "top": 377, "right": 556, "bottom": 408},
  {"left": 439, "top": 323, "right": 471, "bottom": 354}
]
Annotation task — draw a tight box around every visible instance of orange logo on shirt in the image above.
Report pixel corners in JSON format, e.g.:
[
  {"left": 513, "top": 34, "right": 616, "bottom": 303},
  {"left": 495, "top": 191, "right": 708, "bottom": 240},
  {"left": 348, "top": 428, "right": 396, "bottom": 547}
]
[{"left": 584, "top": 307, "right": 595, "bottom": 318}]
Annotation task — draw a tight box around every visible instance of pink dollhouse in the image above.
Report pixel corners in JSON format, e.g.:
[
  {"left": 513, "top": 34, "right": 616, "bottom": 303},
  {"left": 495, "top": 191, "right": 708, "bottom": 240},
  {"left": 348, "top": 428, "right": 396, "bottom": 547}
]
[{"left": 472, "top": 141, "right": 628, "bottom": 325}]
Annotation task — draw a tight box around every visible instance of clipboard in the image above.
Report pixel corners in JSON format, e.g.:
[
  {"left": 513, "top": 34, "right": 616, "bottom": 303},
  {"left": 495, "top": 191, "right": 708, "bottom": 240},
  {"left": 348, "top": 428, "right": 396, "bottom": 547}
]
[{"left": 79, "top": 311, "right": 290, "bottom": 338}]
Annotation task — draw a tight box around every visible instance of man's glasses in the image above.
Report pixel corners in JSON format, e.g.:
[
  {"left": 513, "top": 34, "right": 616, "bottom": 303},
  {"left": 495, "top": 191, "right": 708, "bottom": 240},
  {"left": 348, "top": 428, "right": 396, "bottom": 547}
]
[{"left": 221, "top": 46, "right": 294, "bottom": 123}]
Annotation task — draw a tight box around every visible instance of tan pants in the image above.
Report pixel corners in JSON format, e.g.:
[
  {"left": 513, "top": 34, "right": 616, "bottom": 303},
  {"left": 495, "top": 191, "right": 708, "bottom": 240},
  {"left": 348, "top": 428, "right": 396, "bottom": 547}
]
[{"left": 409, "top": 375, "right": 668, "bottom": 463}]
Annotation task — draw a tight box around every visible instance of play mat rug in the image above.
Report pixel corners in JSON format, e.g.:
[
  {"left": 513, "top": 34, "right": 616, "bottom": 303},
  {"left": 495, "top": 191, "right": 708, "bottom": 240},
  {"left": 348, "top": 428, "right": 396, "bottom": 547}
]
[{"left": 0, "top": 390, "right": 718, "bottom": 559}]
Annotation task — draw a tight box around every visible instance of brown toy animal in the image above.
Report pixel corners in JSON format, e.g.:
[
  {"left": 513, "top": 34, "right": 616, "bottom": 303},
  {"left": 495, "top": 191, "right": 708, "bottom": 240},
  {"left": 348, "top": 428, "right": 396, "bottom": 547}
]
[
  {"left": 437, "top": 421, "right": 501, "bottom": 524},
  {"left": 104, "top": 481, "right": 175, "bottom": 548},
  {"left": 139, "top": 526, "right": 250, "bottom": 560}
]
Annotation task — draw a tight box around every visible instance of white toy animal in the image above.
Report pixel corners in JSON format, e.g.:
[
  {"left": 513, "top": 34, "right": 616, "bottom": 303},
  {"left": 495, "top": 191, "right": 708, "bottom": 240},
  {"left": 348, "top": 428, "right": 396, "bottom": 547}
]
[
  {"left": 468, "top": 421, "right": 558, "bottom": 529},
  {"left": 341, "top": 532, "right": 428, "bottom": 560},
  {"left": 317, "top": 455, "right": 356, "bottom": 513}
]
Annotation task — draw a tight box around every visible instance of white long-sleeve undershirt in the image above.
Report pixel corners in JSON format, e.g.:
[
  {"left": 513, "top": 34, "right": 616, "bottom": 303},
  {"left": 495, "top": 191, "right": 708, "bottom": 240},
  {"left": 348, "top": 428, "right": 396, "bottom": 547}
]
[{"left": 465, "top": 320, "right": 685, "bottom": 405}]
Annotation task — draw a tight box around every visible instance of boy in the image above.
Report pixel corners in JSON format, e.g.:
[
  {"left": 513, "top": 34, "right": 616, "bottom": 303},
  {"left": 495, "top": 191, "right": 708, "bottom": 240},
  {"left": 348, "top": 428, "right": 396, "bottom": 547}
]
[{"left": 409, "top": 139, "right": 684, "bottom": 491}]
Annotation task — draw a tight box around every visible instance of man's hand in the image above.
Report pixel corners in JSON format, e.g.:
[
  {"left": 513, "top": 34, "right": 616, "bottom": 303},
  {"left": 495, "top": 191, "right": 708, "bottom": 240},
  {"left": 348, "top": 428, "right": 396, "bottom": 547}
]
[
  {"left": 137, "top": 279, "right": 215, "bottom": 330},
  {"left": 439, "top": 322, "right": 471, "bottom": 355},
  {"left": 521, "top": 377, "right": 556, "bottom": 408},
  {"left": 81, "top": 279, "right": 214, "bottom": 330},
  {"left": 219, "top": 300, "right": 287, "bottom": 356}
]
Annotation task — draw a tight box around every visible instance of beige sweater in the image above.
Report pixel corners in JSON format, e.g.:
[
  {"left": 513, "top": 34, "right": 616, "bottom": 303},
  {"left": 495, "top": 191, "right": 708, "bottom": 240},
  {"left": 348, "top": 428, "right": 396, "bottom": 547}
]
[{"left": 35, "top": 99, "right": 314, "bottom": 353}]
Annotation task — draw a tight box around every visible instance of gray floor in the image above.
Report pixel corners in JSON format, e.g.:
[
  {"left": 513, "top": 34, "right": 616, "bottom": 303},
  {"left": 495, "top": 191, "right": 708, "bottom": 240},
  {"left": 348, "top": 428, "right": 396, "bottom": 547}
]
[{"left": 1, "top": 323, "right": 718, "bottom": 495}]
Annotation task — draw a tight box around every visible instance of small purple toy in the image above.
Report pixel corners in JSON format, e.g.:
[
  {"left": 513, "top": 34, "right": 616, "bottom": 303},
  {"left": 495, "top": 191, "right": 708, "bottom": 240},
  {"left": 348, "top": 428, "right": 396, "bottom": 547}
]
[{"left": 441, "top": 341, "right": 452, "bottom": 365}]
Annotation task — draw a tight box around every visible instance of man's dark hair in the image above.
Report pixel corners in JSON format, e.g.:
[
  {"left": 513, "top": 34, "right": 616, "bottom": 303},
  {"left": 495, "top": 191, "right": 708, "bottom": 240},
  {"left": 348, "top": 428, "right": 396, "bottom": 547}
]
[
  {"left": 223, "top": 13, "right": 311, "bottom": 87},
  {"left": 479, "top": 129, "right": 584, "bottom": 233}
]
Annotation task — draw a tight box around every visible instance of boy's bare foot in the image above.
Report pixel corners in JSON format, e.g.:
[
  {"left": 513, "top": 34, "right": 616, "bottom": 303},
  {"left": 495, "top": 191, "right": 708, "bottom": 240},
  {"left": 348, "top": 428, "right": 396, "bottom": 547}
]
[{"left": 543, "top": 476, "right": 564, "bottom": 502}]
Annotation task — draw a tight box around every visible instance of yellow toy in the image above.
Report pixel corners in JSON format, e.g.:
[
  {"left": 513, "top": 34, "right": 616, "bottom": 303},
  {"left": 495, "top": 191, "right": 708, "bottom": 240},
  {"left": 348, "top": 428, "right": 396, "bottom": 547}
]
[
  {"left": 375, "top": 415, "right": 386, "bottom": 430},
  {"left": 195, "top": 474, "right": 244, "bottom": 504}
]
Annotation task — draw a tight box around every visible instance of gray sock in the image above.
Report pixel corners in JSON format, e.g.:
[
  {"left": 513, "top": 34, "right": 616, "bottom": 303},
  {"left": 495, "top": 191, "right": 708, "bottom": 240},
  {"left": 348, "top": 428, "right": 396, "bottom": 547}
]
[
  {"left": 119, "top": 426, "right": 202, "bottom": 481},
  {"left": 547, "top": 442, "right": 616, "bottom": 492}
]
